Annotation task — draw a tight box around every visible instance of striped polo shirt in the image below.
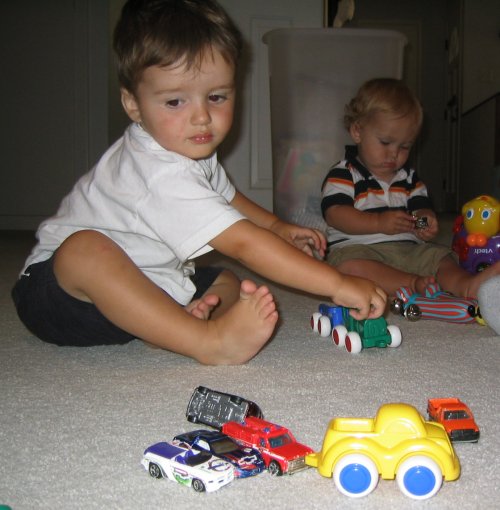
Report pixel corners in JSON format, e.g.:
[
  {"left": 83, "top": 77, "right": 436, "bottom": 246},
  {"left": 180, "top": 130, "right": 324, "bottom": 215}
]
[{"left": 321, "top": 145, "right": 432, "bottom": 248}]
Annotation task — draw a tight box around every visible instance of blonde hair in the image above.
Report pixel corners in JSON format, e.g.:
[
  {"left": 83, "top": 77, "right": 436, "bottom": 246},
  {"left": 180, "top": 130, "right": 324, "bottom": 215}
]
[{"left": 344, "top": 78, "right": 423, "bottom": 131}]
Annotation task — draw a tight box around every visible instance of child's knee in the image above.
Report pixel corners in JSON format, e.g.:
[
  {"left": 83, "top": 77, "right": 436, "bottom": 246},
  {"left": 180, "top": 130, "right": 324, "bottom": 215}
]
[
  {"left": 57, "top": 230, "right": 119, "bottom": 259},
  {"left": 54, "top": 230, "right": 124, "bottom": 277}
]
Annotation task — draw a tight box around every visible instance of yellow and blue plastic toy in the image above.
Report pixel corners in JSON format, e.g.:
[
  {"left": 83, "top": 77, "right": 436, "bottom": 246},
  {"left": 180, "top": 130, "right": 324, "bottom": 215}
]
[{"left": 305, "top": 403, "right": 460, "bottom": 500}]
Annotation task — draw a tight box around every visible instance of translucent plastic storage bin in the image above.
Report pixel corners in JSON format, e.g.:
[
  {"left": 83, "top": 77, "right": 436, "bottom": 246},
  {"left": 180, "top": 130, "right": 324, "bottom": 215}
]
[{"left": 263, "top": 28, "right": 406, "bottom": 230}]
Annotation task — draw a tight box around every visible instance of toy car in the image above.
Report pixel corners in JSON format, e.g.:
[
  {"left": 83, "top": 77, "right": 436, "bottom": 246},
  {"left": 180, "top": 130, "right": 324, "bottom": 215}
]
[
  {"left": 427, "top": 398, "right": 480, "bottom": 443},
  {"left": 141, "top": 440, "right": 234, "bottom": 492},
  {"left": 311, "top": 304, "right": 402, "bottom": 353},
  {"left": 310, "top": 303, "right": 344, "bottom": 337},
  {"left": 173, "top": 429, "right": 266, "bottom": 478},
  {"left": 412, "top": 214, "right": 428, "bottom": 229},
  {"left": 305, "top": 403, "right": 460, "bottom": 500},
  {"left": 390, "top": 282, "right": 477, "bottom": 323},
  {"left": 186, "top": 386, "right": 263, "bottom": 429},
  {"left": 222, "top": 416, "right": 313, "bottom": 476}
]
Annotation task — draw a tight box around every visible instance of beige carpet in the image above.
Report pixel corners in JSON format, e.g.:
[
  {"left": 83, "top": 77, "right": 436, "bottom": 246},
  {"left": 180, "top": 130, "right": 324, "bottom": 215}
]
[{"left": 1, "top": 230, "right": 499, "bottom": 510}]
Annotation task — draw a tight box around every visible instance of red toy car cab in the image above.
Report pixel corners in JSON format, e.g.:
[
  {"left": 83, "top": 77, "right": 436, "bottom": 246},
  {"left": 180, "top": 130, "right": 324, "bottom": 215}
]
[{"left": 221, "top": 416, "right": 313, "bottom": 476}]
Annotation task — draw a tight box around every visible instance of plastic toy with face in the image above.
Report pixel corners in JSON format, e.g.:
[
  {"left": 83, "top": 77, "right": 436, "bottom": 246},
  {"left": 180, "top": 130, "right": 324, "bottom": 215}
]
[{"left": 462, "top": 195, "right": 499, "bottom": 247}]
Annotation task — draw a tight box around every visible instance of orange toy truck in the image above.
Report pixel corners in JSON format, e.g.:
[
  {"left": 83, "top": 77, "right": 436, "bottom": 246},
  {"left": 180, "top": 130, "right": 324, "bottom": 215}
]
[{"left": 427, "top": 398, "right": 479, "bottom": 443}]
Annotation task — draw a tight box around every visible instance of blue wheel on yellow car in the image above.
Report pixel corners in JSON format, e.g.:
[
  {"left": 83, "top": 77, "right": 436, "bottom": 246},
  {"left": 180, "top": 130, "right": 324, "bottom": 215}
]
[
  {"left": 333, "top": 454, "right": 379, "bottom": 497},
  {"left": 396, "top": 456, "right": 442, "bottom": 499}
]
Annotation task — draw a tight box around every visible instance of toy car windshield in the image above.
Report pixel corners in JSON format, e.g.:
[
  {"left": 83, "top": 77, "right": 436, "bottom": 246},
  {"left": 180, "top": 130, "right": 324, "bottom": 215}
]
[
  {"left": 177, "top": 450, "right": 212, "bottom": 467},
  {"left": 269, "top": 433, "right": 293, "bottom": 448},
  {"left": 444, "top": 410, "right": 470, "bottom": 420},
  {"left": 209, "top": 436, "right": 240, "bottom": 455}
]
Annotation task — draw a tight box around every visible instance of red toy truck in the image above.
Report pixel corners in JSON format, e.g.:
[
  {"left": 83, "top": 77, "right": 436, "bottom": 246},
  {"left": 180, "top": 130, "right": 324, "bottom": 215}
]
[
  {"left": 221, "top": 416, "right": 313, "bottom": 476},
  {"left": 427, "top": 398, "right": 480, "bottom": 443}
]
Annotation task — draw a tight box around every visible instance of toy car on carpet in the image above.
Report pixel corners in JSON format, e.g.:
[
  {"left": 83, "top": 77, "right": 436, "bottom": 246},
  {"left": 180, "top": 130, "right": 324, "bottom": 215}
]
[
  {"left": 186, "top": 385, "right": 263, "bottom": 429},
  {"left": 222, "top": 416, "right": 313, "bottom": 476},
  {"left": 427, "top": 398, "right": 480, "bottom": 443},
  {"left": 390, "top": 282, "right": 477, "bottom": 323},
  {"left": 173, "top": 429, "right": 266, "bottom": 478},
  {"left": 305, "top": 403, "right": 460, "bottom": 500},
  {"left": 141, "top": 440, "right": 234, "bottom": 492},
  {"left": 311, "top": 304, "right": 401, "bottom": 353}
]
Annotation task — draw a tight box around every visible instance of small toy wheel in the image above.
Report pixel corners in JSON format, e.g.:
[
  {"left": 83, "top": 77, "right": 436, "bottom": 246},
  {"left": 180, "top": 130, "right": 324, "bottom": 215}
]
[
  {"left": 310, "top": 312, "right": 322, "bottom": 333},
  {"left": 396, "top": 455, "right": 442, "bottom": 500},
  {"left": 192, "top": 478, "right": 206, "bottom": 492},
  {"left": 333, "top": 453, "right": 379, "bottom": 498},
  {"left": 267, "top": 460, "right": 283, "bottom": 476},
  {"left": 345, "top": 332, "right": 362, "bottom": 354},
  {"left": 318, "top": 315, "right": 332, "bottom": 337},
  {"left": 387, "top": 325, "right": 402, "bottom": 347},
  {"left": 186, "top": 414, "right": 198, "bottom": 423},
  {"left": 332, "top": 325, "right": 347, "bottom": 347},
  {"left": 148, "top": 463, "right": 162, "bottom": 479}
]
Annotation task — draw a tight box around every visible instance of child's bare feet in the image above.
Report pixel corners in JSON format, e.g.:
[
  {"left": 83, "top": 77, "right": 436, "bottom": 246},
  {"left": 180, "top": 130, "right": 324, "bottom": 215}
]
[
  {"left": 204, "top": 280, "right": 278, "bottom": 365},
  {"left": 185, "top": 294, "right": 220, "bottom": 320},
  {"left": 409, "top": 274, "right": 436, "bottom": 294},
  {"left": 463, "top": 261, "right": 500, "bottom": 299}
]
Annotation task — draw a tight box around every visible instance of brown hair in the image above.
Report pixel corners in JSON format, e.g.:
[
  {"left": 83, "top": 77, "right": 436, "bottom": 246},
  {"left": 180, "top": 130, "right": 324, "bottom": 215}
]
[
  {"left": 344, "top": 78, "right": 423, "bottom": 131},
  {"left": 113, "top": 0, "right": 243, "bottom": 93}
]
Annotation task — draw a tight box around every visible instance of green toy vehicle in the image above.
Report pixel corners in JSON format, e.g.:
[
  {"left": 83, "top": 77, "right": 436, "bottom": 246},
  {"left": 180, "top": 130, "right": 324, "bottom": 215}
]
[{"left": 332, "top": 307, "right": 401, "bottom": 354}]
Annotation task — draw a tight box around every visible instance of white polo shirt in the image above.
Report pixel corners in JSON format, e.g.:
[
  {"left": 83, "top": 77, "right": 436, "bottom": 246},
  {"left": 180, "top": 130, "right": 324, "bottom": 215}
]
[{"left": 24, "top": 123, "right": 245, "bottom": 304}]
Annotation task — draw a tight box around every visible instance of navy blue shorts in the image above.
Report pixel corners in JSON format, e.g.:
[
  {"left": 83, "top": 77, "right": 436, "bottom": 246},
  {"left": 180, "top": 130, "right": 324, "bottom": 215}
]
[{"left": 11, "top": 256, "right": 223, "bottom": 347}]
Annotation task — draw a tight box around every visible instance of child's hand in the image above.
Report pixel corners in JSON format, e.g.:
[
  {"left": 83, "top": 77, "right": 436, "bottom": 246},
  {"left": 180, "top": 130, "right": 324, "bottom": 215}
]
[
  {"left": 333, "top": 274, "right": 387, "bottom": 319},
  {"left": 413, "top": 209, "right": 438, "bottom": 241},
  {"left": 270, "top": 220, "right": 327, "bottom": 258},
  {"left": 378, "top": 210, "right": 416, "bottom": 234}
]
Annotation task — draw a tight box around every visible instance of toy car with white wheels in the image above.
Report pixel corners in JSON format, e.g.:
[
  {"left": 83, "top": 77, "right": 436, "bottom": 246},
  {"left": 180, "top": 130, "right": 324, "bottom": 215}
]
[
  {"left": 305, "top": 403, "right": 460, "bottom": 500},
  {"left": 311, "top": 304, "right": 401, "bottom": 353},
  {"left": 310, "top": 303, "right": 344, "bottom": 337},
  {"left": 141, "top": 440, "right": 234, "bottom": 493},
  {"left": 390, "top": 282, "right": 477, "bottom": 323},
  {"left": 173, "top": 429, "right": 265, "bottom": 478}
]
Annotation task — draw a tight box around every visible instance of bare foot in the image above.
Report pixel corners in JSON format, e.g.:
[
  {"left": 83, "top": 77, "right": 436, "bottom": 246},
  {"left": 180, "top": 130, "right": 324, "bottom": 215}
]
[
  {"left": 463, "top": 261, "right": 500, "bottom": 299},
  {"left": 410, "top": 275, "right": 436, "bottom": 294},
  {"left": 185, "top": 294, "right": 220, "bottom": 320},
  {"left": 205, "top": 280, "right": 278, "bottom": 365}
]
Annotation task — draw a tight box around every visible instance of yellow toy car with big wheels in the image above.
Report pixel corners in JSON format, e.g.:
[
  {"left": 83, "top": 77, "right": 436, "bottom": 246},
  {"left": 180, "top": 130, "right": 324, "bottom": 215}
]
[{"left": 305, "top": 403, "right": 460, "bottom": 500}]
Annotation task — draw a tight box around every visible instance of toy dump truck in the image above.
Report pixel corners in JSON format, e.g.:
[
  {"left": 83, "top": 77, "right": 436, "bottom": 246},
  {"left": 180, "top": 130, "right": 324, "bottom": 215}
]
[
  {"left": 306, "top": 403, "right": 460, "bottom": 500},
  {"left": 427, "top": 398, "right": 480, "bottom": 443}
]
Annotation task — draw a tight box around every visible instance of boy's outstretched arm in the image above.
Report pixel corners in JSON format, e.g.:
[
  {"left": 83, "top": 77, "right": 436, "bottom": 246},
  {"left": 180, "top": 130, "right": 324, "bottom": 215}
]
[
  {"left": 209, "top": 219, "right": 386, "bottom": 319},
  {"left": 231, "top": 191, "right": 326, "bottom": 258}
]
